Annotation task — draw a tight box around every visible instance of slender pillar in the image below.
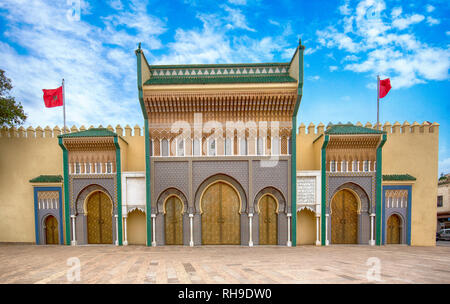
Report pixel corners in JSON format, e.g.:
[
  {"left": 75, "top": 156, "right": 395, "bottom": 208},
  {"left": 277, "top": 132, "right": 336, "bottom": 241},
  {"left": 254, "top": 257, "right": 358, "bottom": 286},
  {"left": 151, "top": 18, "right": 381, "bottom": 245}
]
[
  {"left": 287, "top": 213, "right": 292, "bottom": 247},
  {"left": 71, "top": 215, "right": 77, "bottom": 246},
  {"left": 114, "top": 215, "right": 119, "bottom": 246},
  {"left": 123, "top": 215, "right": 128, "bottom": 246},
  {"left": 248, "top": 213, "right": 253, "bottom": 247},
  {"left": 369, "top": 213, "right": 375, "bottom": 246},
  {"left": 189, "top": 213, "right": 194, "bottom": 247},
  {"left": 315, "top": 215, "right": 321, "bottom": 246},
  {"left": 151, "top": 214, "right": 156, "bottom": 247},
  {"left": 325, "top": 214, "right": 329, "bottom": 245}
]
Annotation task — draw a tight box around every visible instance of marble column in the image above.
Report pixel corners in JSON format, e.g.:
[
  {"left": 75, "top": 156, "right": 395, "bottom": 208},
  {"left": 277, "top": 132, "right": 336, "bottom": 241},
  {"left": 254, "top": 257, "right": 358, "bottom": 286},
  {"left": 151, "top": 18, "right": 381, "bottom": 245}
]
[
  {"left": 287, "top": 213, "right": 292, "bottom": 247},
  {"left": 123, "top": 215, "right": 128, "bottom": 246},
  {"left": 248, "top": 213, "right": 254, "bottom": 247},
  {"left": 71, "top": 215, "right": 77, "bottom": 246}
]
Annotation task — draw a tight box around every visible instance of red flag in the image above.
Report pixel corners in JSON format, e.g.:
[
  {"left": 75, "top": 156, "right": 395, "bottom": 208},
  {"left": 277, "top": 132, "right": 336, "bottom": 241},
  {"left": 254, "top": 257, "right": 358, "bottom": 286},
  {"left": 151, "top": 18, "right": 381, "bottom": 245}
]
[
  {"left": 42, "top": 86, "right": 63, "bottom": 108},
  {"left": 379, "top": 78, "right": 391, "bottom": 99}
]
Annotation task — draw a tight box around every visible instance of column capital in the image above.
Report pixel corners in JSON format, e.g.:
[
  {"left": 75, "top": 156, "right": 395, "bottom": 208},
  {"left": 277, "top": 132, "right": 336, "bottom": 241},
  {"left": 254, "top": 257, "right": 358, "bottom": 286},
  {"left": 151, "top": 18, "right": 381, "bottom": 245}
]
[
  {"left": 248, "top": 213, "right": 253, "bottom": 217},
  {"left": 189, "top": 213, "right": 194, "bottom": 218},
  {"left": 151, "top": 214, "right": 156, "bottom": 218},
  {"left": 370, "top": 213, "right": 376, "bottom": 217},
  {"left": 287, "top": 213, "right": 292, "bottom": 217}
]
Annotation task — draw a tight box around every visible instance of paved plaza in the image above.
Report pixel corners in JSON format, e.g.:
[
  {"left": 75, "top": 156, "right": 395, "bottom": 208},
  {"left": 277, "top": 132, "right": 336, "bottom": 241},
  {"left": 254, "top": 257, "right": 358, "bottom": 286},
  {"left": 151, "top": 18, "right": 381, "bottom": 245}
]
[{"left": 0, "top": 244, "right": 449, "bottom": 284}]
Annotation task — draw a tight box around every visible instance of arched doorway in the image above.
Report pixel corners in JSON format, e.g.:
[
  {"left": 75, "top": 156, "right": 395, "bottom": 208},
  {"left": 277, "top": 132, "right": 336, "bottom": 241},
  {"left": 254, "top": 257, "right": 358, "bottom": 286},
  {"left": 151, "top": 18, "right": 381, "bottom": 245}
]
[
  {"left": 45, "top": 215, "right": 59, "bottom": 245},
  {"left": 127, "top": 209, "right": 146, "bottom": 245},
  {"left": 201, "top": 181, "right": 240, "bottom": 245},
  {"left": 86, "top": 191, "right": 113, "bottom": 244},
  {"left": 164, "top": 196, "right": 183, "bottom": 245},
  {"left": 297, "top": 209, "right": 316, "bottom": 245},
  {"left": 387, "top": 214, "right": 401, "bottom": 244},
  {"left": 258, "top": 194, "right": 277, "bottom": 245},
  {"left": 331, "top": 189, "right": 358, "bottom": 244}
]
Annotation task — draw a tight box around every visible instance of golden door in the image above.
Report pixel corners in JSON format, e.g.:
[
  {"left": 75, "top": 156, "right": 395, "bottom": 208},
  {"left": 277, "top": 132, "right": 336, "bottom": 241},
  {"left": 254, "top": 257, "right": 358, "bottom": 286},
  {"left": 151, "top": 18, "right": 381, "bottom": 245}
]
[
  {"left": 202, "top": 182, "right": 240, "bottom": 245},
  {"left": 87, "top": 191, "right": 113, "bottom": 244},
  {"left": 165, "top": 196, "right": 183, "bottom": 245},
  {"left": 331, "top": 189, "right": 358, "bottom": 244},
  {"left": 45, "top": 215, "right": 59, "bottom": 245},
  {"left": 259, "top": 195, "right": 277, "bottom": 245},
  {"left": 387, "top": 214, "right": 401, "bottom": 244}
]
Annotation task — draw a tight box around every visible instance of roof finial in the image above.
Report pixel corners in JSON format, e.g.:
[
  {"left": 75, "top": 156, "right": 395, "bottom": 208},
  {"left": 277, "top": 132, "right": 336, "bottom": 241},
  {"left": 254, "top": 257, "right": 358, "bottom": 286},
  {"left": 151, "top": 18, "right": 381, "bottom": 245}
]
[
  {"left": 138, "top": 42, "right": 141, "bottom": 50},
  {"left": 299, "top": 38, "right": 302, "bottom": 46}
]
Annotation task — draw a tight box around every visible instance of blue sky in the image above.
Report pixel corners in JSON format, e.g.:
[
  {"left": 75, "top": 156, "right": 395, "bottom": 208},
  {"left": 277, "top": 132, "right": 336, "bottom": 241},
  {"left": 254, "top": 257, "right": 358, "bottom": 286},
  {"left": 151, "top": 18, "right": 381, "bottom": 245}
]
[{"left": 0, "top": 0, "right": 449, "bottom": 175}]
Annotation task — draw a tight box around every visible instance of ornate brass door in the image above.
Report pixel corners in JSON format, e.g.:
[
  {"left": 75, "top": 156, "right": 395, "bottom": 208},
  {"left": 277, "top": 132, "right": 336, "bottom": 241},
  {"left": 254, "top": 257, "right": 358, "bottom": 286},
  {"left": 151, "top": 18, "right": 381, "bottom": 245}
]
[
  {"left": 331, "top": 189, "right": 358, "bottom": 244},
  {"left": 387, "top": 214, "right": 401, "bottom": 244},
  {"left": 202, "top": 182, "right": 240, "bottom": 245},
  {"left": 259, "top": 195, "right": 277, "bottom": 245},
  {"left": 45, "top": 215, "right": 59, "bottom": 245},
  {"left": 87, "top": 191, "right": 113, "bottom": 244},
  {"left": 165, "top": 196, "right": 183, "bottom": 245}
]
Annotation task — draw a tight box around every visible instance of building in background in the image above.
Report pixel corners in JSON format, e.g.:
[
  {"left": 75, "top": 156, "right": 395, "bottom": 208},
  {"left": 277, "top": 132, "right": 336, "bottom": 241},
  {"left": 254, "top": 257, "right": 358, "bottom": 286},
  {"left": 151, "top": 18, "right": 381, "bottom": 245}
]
[
  {"left": 437, "top": 174, "right": 450, "bottom": 232},
  {"left": 0, "top": 41, "right": 440, "bottom": 247}
]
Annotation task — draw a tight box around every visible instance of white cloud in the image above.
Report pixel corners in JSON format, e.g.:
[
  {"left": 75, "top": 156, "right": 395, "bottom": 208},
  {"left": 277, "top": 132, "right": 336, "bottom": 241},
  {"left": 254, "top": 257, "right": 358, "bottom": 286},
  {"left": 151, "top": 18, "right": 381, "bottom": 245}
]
[
  {"left": 392, "top": 14, "right": 424, "bottom": 30},
  {"left": 339, "top": 2, "right": 351, "bottom": 15},
  {"left": 0, "top": 0, "right": 166, "bottom": 127},
  {"left": 228, "top": 0, "right": 247, "bottom": 5},
  {"left": 268, "top": 19, "right": 280, "bottom": 26},
  {"left": 108, "top": 0, "right": 123, "bottom": 10},
  {"left": 426, "top": 16, "right": 440, "bottom": 26},
  {"left": 440, "top": 158, "right": 450, "bottom": 175},
  {"left": 391, "top": 7, "right": 402, "bottom": 18},
  {"left": 313, "top": 0, "right": 450, "bottom": 88},
  {"left": 307, "top": 75, "right": 320, "bottom": 81},
  {"left": 329, "top": 66, "right": 338, "bottom": 72},
  {"left": 222, "top": 5, "right": 255, "bottom": 32},
  {"left": 426, "top": 4, "right": 435, "bottom": 13}
]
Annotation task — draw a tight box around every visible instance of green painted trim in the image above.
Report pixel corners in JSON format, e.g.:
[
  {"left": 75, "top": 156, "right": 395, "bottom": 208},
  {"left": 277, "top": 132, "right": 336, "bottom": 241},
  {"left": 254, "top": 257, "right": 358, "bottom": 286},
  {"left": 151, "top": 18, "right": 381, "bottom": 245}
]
[
  {"left": 136, "top": 45, "right": 152, "bottom": 246},
  {"left": 58, "top": 138, "right": 70, "bottom": 245},
  {"left": 321, "top": 135, "right": 330, "bottom": 246},
  {"left": 376, "top": 133, "right": 387, "bottom": 246},
  {"left": 291, "top": 115, "right": 297, "bottom": 246},
  {"left": 29, "top": 175, "right": 63, "bottom": 183},
  {"left": 114, "top": 137, "right": 123, "bottom": 246},
  {"left": 382, "top": 174, "right": 416, "bottom": 181},
  {"left": 290, "top": 42, "right": 305, "bottom": 247},
  {"left": 144, "top": 119, "right": 151, "bottom": 246}
]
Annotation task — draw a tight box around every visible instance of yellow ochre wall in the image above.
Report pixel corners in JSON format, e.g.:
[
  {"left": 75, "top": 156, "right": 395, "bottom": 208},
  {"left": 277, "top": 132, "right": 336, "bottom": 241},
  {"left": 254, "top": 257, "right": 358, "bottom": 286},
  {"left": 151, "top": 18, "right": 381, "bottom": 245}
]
[
  {"left": 0, "top": 121, "right": 439, "bottom": 246},
  {"left": 296, "top": 121, "right": 439, "bottom": 246},
  {"left": 382, "top": 122, "right": 439, "bottom": 246},
  {"left": 0, "top": 125, "right": 145, "bottom": 243}
]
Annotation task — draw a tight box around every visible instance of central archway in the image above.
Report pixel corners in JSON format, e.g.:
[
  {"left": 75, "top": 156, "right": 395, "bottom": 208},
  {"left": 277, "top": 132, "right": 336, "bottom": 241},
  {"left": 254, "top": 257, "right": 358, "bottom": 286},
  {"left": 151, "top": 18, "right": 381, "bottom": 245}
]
[
  {"left": 86, "top": 191, "right": 113, "bottom": 244},
  {"left": 201, "top": 181, "right": 240, "bottom": 245},
  {"left": 331, "top": 189, "right": 358, "bottom": 244}
]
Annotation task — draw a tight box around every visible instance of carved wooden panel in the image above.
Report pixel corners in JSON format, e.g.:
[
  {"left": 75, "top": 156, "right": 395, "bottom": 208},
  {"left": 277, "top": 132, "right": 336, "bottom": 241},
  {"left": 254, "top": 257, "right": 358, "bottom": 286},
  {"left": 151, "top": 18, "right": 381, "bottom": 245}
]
[
  {"left": 45, "top": 216, "right": 59, "bottom": 245},
  {"left": 387, "top": 214, "right": 401, "bottom": 244},
  {"left": 259, "top": 195, "right": 277, "bottom": 245},
  {"left": 331, "top": 189, "right": 357, "bottom": 244},
  {"left": 201, "top": 182, "right": 240, "bottom": 245},
  {"left": 87, "top": 191, "right": 113, "bottom": 244},
  {"left": 164, "top": 196, "right": 183, "bottom": 245}
]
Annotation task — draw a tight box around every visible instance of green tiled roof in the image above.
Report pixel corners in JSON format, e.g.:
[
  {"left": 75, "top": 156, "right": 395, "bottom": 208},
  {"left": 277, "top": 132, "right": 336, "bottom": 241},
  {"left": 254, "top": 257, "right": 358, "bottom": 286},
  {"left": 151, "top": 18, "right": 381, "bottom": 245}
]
[
  {"left": 58, "top": 128, "right": 117, "bottom": 138},
  {"left": 149, "top": 62, "right": 290, "bottom": 69},
  {"left": 144, "top": 75, "right": 297, "bottom": 85},
  {"left": 29, "top": 175, "right": 63, "bottom": 183},
  {"left": 383, "top": 174, "right": 416, "bottom": 181},
  {"left": 325, "top": 124, "right": 384, "bottom": 135}
]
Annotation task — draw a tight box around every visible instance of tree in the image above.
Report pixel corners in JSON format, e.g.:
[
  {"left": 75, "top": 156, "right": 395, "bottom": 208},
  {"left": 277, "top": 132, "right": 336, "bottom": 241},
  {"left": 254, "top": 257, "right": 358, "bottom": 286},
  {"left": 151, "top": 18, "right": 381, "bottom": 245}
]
[{"left": 0, "top": 69, "right": 27, "bottom": 128}]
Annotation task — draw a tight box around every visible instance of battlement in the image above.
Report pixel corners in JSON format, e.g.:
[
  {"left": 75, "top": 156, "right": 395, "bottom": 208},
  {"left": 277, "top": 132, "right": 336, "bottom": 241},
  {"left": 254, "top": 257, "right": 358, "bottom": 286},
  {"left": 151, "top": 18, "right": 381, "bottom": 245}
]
[
  {"left": 0, "top": 124, "right": 144, "bottom": 138},
  {"left": 0, "top": 121, "right": 440, "bottom": 139},
  {"left": 297, "top": 121, "right": 439, "bottom": 135}
]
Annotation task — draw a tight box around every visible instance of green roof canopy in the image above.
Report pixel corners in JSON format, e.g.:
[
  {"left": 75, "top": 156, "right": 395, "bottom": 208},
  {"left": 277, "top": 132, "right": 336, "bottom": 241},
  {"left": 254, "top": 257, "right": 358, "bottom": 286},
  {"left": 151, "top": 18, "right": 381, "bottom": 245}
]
[
  {"left": 383, "top": 174, "right": 416, "bottom": 181},
  {"left": 29, "top": 175, "right": 63, "bottom": 183},
  {"left": 145, "top": 75, "right": 296, "bottom": 85},
  {"left": 144, "top": 62, "right": 297, "bottom": 85},
  {"left": 58, "top": 128, "right": 117, "bottom": 138},
  {"left": 325, "top": 124, "right": 384, "bottom": 135}
]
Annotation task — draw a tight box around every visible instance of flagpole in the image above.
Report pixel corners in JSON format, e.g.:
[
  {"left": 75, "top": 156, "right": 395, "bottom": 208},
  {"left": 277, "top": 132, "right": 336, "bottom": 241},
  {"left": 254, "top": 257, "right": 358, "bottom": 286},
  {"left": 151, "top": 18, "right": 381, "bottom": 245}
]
[
  {"left": 377, "top": 75, "right": 380, "bottom": 130},
  {"left": 62, "top": 78, "right": 66, "bottom": 134}
]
